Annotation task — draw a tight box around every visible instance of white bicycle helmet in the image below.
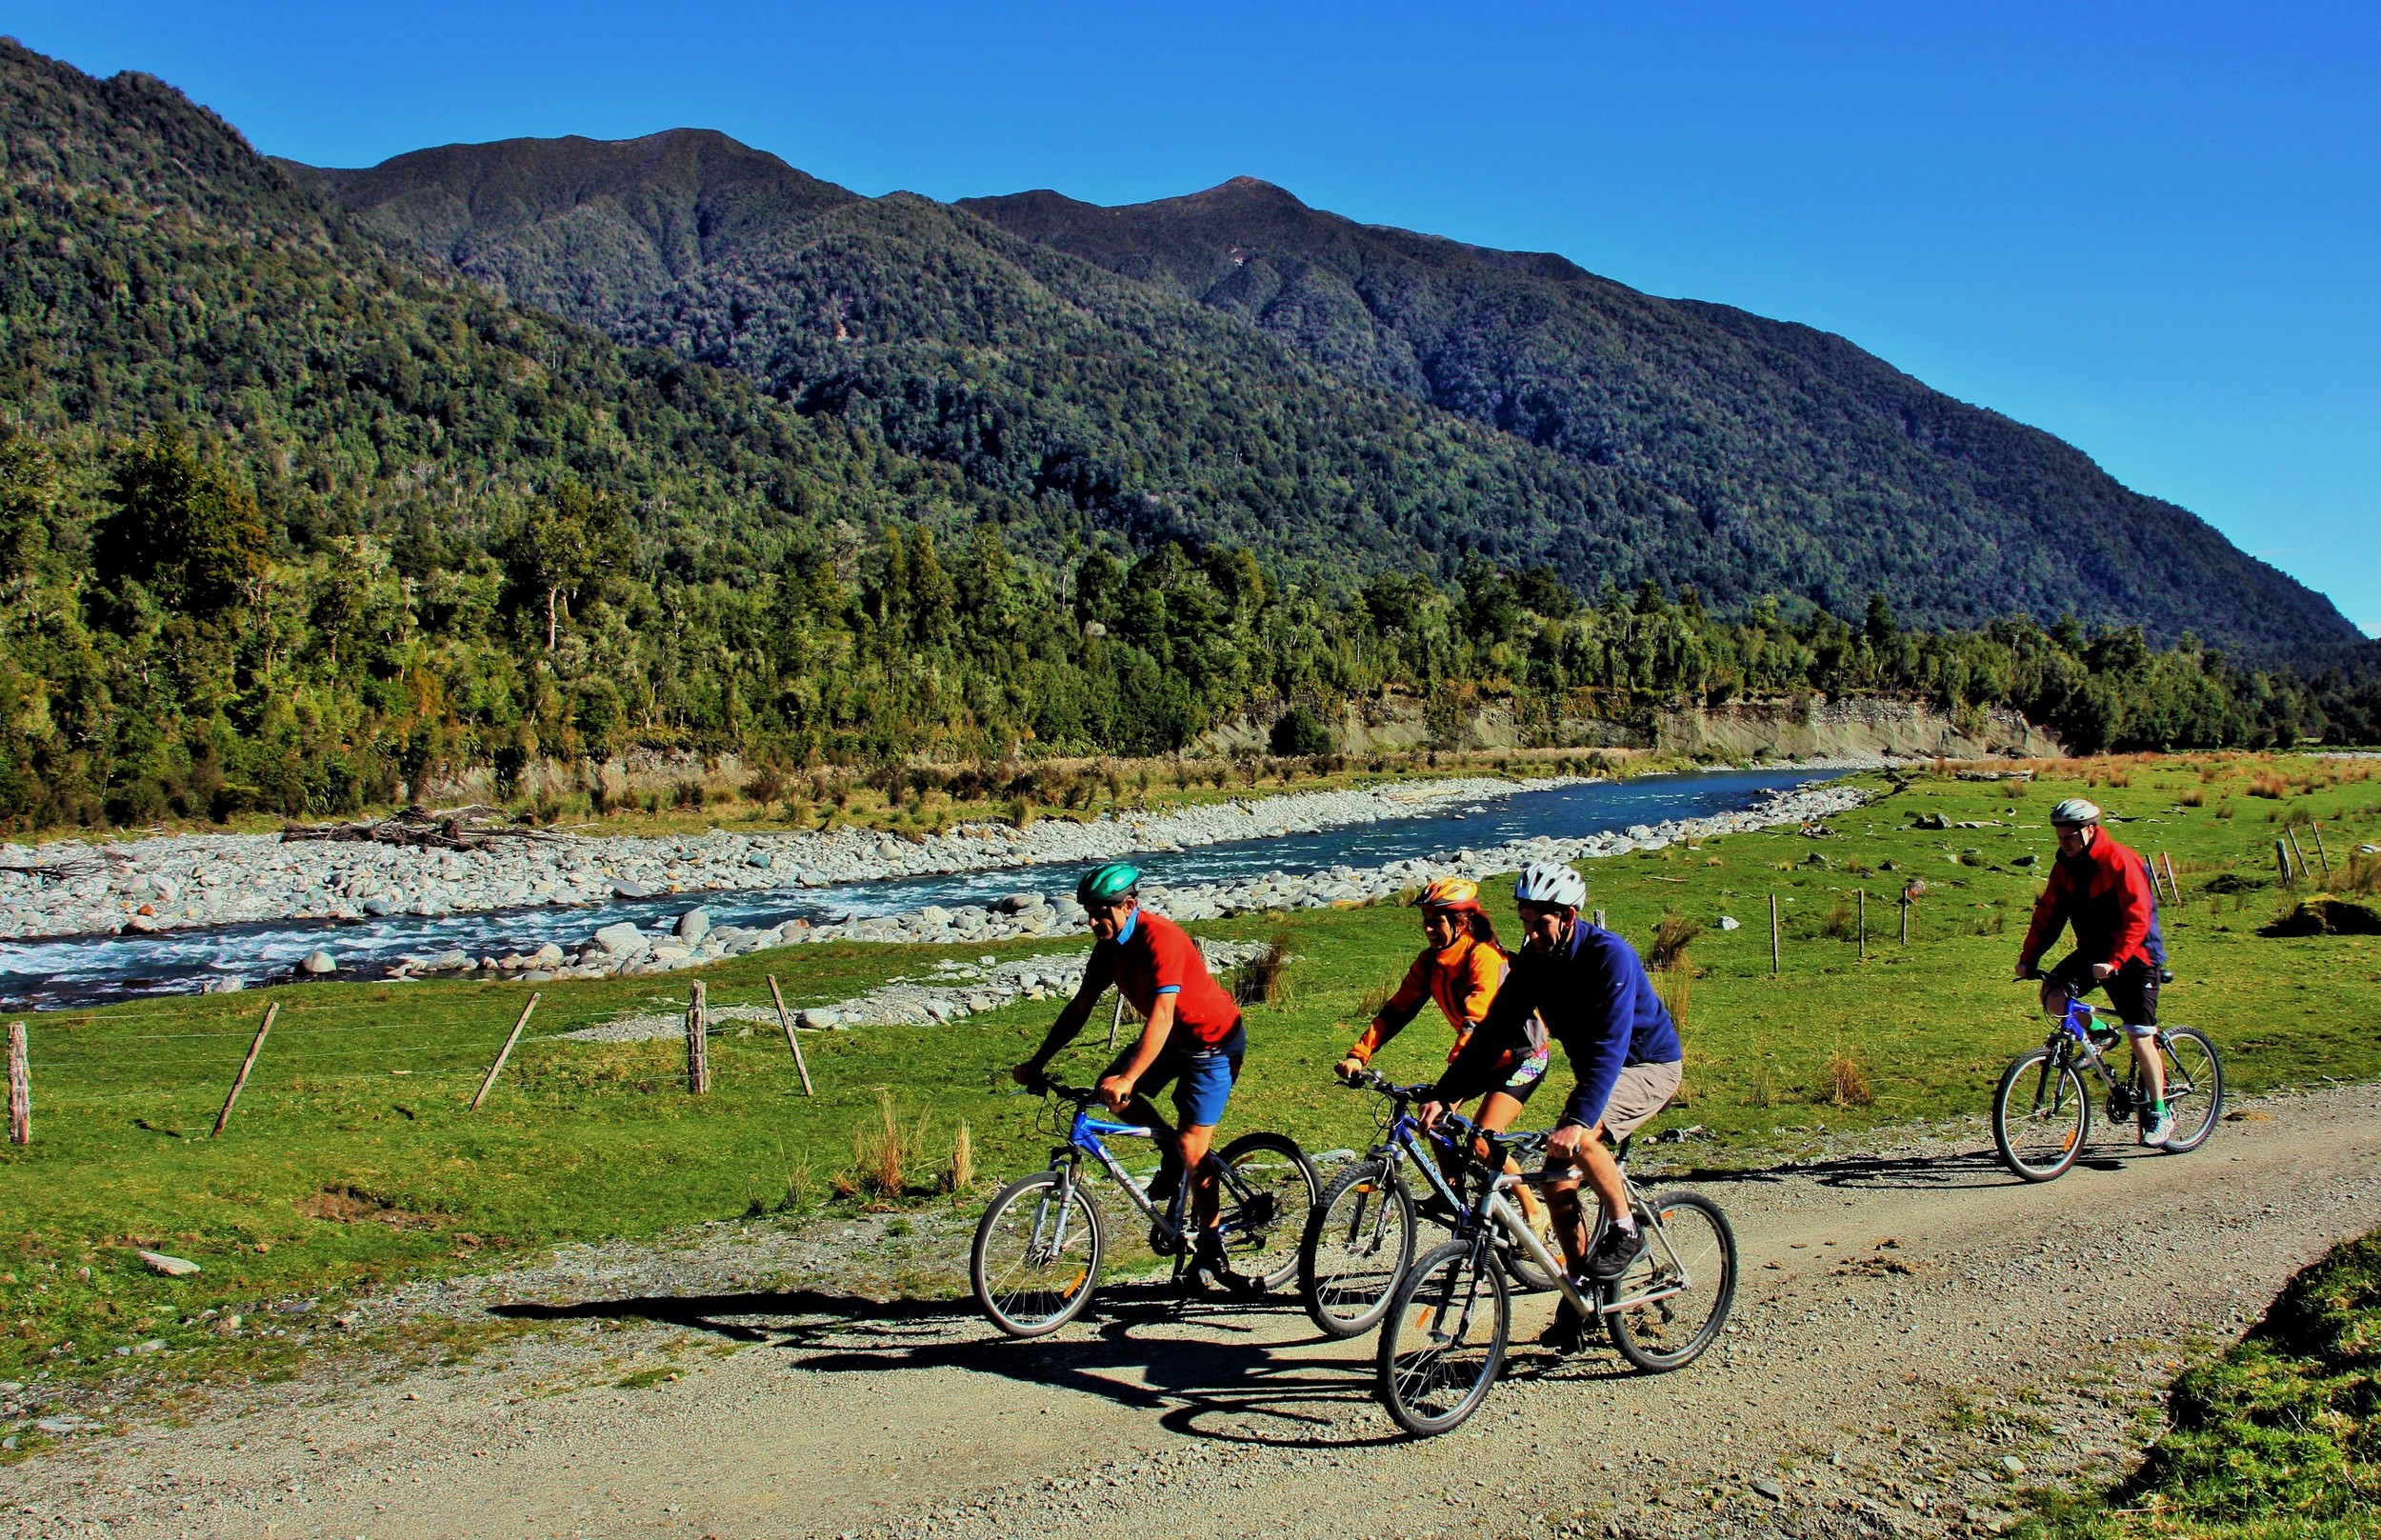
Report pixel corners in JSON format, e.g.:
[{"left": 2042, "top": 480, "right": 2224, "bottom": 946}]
[
  {"left": 2049, "top": 797, "right": 2102, "bottom": 827},
  {"left": 1513, "top": 860, "right": 1587, "bottom": 909}
]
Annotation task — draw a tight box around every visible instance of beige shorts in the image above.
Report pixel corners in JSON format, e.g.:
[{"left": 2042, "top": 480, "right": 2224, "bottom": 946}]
[{"left": 1597, "top": 1058, "right": 1684, "bottom": 1141}]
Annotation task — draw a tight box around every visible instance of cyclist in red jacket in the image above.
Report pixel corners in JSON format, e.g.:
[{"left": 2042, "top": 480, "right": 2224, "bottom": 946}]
[{"left": 2015, "top": 797, "right": 2171, "bottom": 1144}]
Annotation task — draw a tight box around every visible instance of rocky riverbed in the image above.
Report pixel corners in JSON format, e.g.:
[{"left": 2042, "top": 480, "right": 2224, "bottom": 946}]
[
  {"left": 0, "top": 776, "right": 1551, "bottom": 945},
  {"left": 391, "top": 776, "right": 1868, "bottom": 985}
]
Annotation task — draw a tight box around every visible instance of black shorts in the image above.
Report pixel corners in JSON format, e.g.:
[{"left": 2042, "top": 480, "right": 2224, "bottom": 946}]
[{"left": 2048, "top": 953, "right": 2159, "bottom": 1029}]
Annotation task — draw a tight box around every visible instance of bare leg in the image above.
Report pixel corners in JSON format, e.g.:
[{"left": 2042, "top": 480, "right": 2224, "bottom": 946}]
[
  {"left": 1180, "top": 1122, "right": 1219, "bottom": 1233},
  {"left": 2133, "top": 1034, "right": 2166, "bottom": 1105},
  {"left": 1475, "top": 1090, "right": 1547, "bottom": 1229}
]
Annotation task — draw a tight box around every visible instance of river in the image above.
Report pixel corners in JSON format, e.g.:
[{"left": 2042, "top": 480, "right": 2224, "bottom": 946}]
[{"left": 0, "top": 767, "right": 1843, "bottom": 1010}]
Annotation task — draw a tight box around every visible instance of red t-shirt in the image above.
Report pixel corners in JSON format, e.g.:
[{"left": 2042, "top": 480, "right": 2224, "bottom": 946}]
[{"left": 1084, "top": 909, "right": 1243, "bottom": 1049}]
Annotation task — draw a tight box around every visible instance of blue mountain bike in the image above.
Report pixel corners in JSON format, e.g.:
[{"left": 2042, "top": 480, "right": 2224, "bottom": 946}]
[
  {"left": 970, "top": 1080, "right": 1318, "bottom": 1337},
  {"left": 1992, "top": 986, "right": 2223, "bottom": 1182}
]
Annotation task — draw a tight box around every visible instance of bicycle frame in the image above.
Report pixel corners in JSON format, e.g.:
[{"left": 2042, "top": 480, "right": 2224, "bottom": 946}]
[
  {"left": 1036, "top": 1095, "right": 1269, "bottom": 1264},
  {"left": 2043, "top": 995, "right": 2183, "bottom": 1113}
]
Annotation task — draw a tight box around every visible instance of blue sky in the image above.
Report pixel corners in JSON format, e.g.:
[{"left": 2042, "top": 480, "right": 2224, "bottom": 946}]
[{"left": 16, "top": 1, "right": 2379, "bottom": 635}]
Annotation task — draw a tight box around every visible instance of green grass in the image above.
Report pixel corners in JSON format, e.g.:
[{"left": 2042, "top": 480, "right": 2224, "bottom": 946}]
[
  {"left": 2023, "top": 1226, "right": 2381, "bottom": 1540},
  {"left": 6, "top": 751, "right": 2381, "bottom": 1418}
]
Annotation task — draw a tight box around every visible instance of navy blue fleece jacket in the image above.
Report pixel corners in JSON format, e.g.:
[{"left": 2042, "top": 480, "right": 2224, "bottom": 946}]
[{"left": 1434, "top": 920, "right": 1681, "bottom": 1130}]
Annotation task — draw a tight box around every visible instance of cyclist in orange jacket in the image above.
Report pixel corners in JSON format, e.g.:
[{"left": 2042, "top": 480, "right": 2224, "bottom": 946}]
[{"left": 1337, "top": 877, "right": 1550, "bottom": 1226}]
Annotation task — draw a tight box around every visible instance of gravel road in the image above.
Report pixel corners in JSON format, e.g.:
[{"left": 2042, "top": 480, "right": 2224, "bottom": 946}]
[{"left": 13, "top": 1085, "right": 2377, "bottom": 1540}]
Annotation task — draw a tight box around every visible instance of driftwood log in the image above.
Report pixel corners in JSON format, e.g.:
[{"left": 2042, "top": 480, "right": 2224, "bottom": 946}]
[{"left": 279, "top": 805, "right": 570, "bottom": 852}]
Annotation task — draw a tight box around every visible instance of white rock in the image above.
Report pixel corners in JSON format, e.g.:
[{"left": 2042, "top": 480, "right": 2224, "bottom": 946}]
[
  {"left": 136, "top": 1250, "right": 201, "bottom": 1277},
  {"left": 297, "top": 949, "right": 338, "bottom": 974}
]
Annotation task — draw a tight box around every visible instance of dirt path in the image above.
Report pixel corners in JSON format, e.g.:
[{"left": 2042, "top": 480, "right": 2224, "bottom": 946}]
[{"left": 15, "top": 1085, "right": 2381, "bottom": 1540}]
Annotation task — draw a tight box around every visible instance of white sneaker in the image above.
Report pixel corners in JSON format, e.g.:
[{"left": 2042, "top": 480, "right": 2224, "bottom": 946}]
[{"left": 2141, "top": 1106, "right": 2174, "bottom": 1146}]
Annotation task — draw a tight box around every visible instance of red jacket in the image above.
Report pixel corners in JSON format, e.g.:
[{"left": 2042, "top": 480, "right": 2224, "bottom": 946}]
[{"left": 2019, "top": 830, "right": 2154, "bottom": 973}]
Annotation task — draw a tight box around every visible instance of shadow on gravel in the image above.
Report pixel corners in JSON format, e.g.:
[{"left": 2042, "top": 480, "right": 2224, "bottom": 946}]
[
  {"left": 497, "top": 1280, "right": 1421, "bottom": 1448},
  {"left": 1671, "top": 1150, "right": 2029, "bottom": 1193}
]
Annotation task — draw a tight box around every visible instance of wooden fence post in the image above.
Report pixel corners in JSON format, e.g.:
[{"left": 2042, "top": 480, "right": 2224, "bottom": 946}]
[
  {"left": 1592, "top": 909, "right": 1607, "bottom": 931},
  {"left": 2162, "top": 850, "right": 2181, "bottom": 903},
  {"left": 469, "top": 993, "right": 540, "bottom": 1110},
  {"left": 2310, "top": 824, "right": 2332, "bottom": 882},
  {"left": 7, "top": 1021, "right": 28, "bottom": 1146},
  {"left": 211, "top": 1002, "right": 278, "bottom": 1137},
  {"left": 2286, "top": 825, "right": 2311, "bottom": 886},
  {"left": 2276, "top": 839, "right": 2294, "bottom": 886},
  {"left": 1769, "top": 894, "right": 1781, "bottom": 976},
  {"left": 767, "top": 975, "right": 814, "bottom": 1097},
  {"left": 1857, "top": 890, "right": 1867, "bottom": 960},
  {"left": 686, "top": 981, "right": 711, "bottom": 1095},
  {"left": 1899, "top": 890, "right": 1910, "bottom": 946}
]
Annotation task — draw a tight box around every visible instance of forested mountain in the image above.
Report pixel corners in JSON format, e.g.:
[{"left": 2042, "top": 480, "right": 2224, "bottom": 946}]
[
  {"left": 0, "top": 41, "right": 2364, "bottom": 833},
  {"left": 296, "top": 130, "right": 2356, "bottom": 657}
]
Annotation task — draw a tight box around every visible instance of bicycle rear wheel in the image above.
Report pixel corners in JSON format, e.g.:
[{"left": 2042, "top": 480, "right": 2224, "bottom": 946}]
[
  {"left": 1993, "top": 1047, "right": 2091, "bottom": 1182},
  {"left": 1376, "top": 1240, "right": 1510, "bottom": 1436},
  {"left": 1211, "top": 1131, "right": 1320, "bottom": 1296},
  {"left": 971, "top": 1171, "right": 1105, "bottom": 1338},
  {"left": 1299, "top": 1156, "right": 1415, "bottom": 1337},
  {"left": 1605, "top": 1191, "right": 1736, "bottom": 1372},
  {"left": 2155, "top": 1028, "right": 2224, "bottom": 1153},
  {"left": 1495, "top": 1194, "right": 1564, "bottom": 1293}
]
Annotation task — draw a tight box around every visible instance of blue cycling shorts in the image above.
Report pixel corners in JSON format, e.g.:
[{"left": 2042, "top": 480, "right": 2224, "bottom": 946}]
[{"left": 1117, "top": 1043, "right": 1241, "bottom": 1130}]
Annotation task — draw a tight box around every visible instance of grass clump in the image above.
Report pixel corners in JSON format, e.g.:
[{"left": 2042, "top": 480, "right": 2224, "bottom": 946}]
[{"left": 2026, "top": 1228, "right": 2381, "bottom": 1538}]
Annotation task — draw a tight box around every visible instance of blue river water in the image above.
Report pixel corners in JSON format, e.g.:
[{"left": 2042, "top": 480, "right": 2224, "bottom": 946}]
[{"left": 0, "top": 767, "right": 1840, "bottom": 1010}]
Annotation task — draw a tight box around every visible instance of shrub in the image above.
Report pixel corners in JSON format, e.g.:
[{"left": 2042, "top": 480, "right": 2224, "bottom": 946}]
[
  {"left": 1822, "top": 1049, "right": 1873, "bottom": 1108},
  {"left": 1647, "top": 913, "right": 1704, "bottom": 972},
  {"left": 1818, "top": 894, "right": 1855, "bottom": 940},
  {"left": 849, "top": 1090, "right": 928, "bottom": 1203},
  {"left": 1233, "top": 930, "right": 1295, "bottom": 1007},
  {"left": 2249, "top": 775, "right": 2287, "bottom": 800},
  {"left": 2178, "top": 787, "right": 2206, "bottom": 808},
  {"left": 942, "top": 1123, "right": 974, "bottom": 1195},
  {"left": 1270, "top": 705, "right": 1335, "bottom": 757}
]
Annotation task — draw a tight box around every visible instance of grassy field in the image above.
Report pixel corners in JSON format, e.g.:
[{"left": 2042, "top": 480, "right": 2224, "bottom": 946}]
[{"left": 5, "top": 751, "right": 2381, "bottom": 1430}]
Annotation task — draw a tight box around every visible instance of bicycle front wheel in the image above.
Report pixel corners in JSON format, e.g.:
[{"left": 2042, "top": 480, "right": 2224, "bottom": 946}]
[
  {"left": 1495, "top": 1193, "right": 1564, "bottom": 1294},
  {"left": 971, "top": 1171, "right": 1105, "bottom": 1338},
  {"left": 2156, "top": 1028, "right": 2225, "bottom": 1153},
  {"left": 1376, "top": 1240, "right": 1510, "bottom": 1437},
  {"left": 1300, "top": 1155, "right": 1416, "bottom": 1337},
  {"left": 1211, "top": 1131, "right": 1320, "bottom": 1296},
  {"left": 1605, "top": 1191, "right": 1736, "bottom": 1372},
  {"left": 1993, "top": 1047, "right": 2091, "bottom": 1182}
]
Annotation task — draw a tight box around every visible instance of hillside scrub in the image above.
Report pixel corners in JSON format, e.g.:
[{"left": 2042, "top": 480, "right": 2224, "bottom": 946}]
[{"left": 0, "top": 42, "right": 2371, "bottom": 834}]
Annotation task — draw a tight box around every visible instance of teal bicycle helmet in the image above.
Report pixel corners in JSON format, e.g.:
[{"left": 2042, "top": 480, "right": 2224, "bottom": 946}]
[{"left": 1075, "top": 861, "right": 1141, "bottom": 907}]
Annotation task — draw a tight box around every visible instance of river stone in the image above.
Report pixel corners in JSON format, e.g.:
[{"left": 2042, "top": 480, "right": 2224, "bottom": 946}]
[
  {"left": 1716, "top": 916, "right": 1741, "bottom": 930},
  {"left": 297, "top": 949, "right": 337, "bottom": 975},
  {"left": 611, "top": 879, "right": 653, "bottom": 901},
  {"left": 993, "top": 892, "right": 1043, "bottom": 913},
  {"left": 530, "top": 942, "right": 566, "bottom": 968},
  {"left": 362, "top": 896, "right": 397, "bottom": 916},
  {"left": 122, "top": 914, "right": 159, "bottom": 934},
  {"left": 136, "top": 1250, "right": 201, "bottom": 1278},
  {"left": 592, "top": 922, "right": 650, "bottom": 957},
  {"left": 798, "top": 1008, "right": 841, "bottom": 1030},
  {"left": 745, "top": 850, "right": 771, "bottom": 869},
  {"left": 674, "top": 908, "right": 710, "bottom": 943}
]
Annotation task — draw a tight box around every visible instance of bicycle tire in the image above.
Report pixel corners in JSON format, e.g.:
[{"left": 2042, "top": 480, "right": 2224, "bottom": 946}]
[
  {"left": 1993, "top": 1047, "right": 2091, "bottom": 1182},
  {"left": 1376, "top": 1239, "right": 1510, "bottom": 1437},
  {"left": 2155, "top": 1028, "right": 2225, "bottom": 1153},
  {"left": 1604, "top": 1190, "right": 1737, "bottom": 1372},
  {"left": 1211, "top": 1131, "right": 1320, "bottom": 1296},
  {"left": 971, "top": 1171, "right": 1105, "bottom": 1338},
  {"left": 1299, "top": 1155, "right": 1416, "bottom": 1338}
]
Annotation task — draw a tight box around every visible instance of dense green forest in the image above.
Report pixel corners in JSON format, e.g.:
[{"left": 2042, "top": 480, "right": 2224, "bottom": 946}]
[
  {"left": 305, "top": 132, "right": 2357, "bottom": 657},
  {"left": 0, "top": 40, "right": 2371, "bottom": 834}
]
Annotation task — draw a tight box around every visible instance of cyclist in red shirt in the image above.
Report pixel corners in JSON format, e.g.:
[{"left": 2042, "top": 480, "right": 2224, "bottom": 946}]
[
  {"left": 2015, "top": 797, "right": 2171, "bottom": 1144},
  {"left": 1015, "top": 862, "right": 1244, "bottom": 1273}
]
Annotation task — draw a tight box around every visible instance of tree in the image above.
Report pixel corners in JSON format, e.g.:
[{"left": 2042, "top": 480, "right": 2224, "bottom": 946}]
[
  {"left": 94, "top": 437, "right": 269, "bottom": 619},
  {"left": 501, "top": 482, "right": 630, "bottom": 650},
  {"left": 1271, "top": 704, "right": 1335, "bottom": 756}
]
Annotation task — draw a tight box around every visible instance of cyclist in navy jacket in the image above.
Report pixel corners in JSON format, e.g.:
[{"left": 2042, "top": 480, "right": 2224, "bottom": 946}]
[{"left": 1423, "top": 860, "right": 1685, "bottom": 1344}]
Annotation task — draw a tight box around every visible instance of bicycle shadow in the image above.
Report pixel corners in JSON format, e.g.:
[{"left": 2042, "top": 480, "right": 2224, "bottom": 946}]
[
  {"left": 1656, "top": 1149, "right": 2033, "bottom": 1194},
  {"left": 491, "top": 1279, "right": 1416, "bottom": 1450}
]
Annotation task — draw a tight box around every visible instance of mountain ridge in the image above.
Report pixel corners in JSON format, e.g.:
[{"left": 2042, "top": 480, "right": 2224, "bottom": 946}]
[{"left": 294, "top": 127, "right": 2356, "bottom": 658}]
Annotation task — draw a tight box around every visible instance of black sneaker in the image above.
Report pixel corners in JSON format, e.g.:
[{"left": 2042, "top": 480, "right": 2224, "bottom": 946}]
[
  {"left": 1536, "top": 1297, "right": 1588, "bottom": 1352},
  {"left": 1190, "top": 1230, "right": 1232, "bottom": 1282},
  {"left": 1586, "top": 1223, "right": 1648, "bottom": 1282},
  {"left": 1146, "top": 1160, "right": 1183, "bottom": 1208}
]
